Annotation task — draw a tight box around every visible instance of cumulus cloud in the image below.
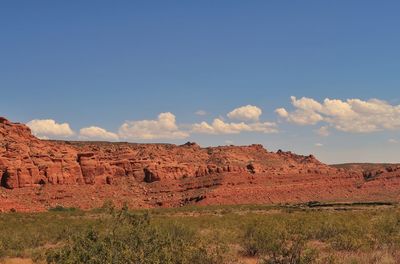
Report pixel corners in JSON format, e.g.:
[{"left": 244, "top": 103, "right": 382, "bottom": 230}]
[
  {"left": 192, "top": 118, "right": 277, "bottom": 134},
  {"left": 276, "top": 96, "right": 400, "bottom": 133},
  {"left": 275, "top": 108, "right": 288, "bottom": 118},
  {"left": 118, "top": 112, "right": 189, "bottom": 140},
  {"left": 227, "top": 105, "right": 262, "bottom": 121},
  {"left": 27, "top": 106, "right": 277, "bottom": 142},
  {"left": 79, "top": 126, "right": 119, "bottom": 141},
  {"left": 275, "top": 97, "right": 323, "bottom": 125},
  {"left": 193, "top": 105, "right": 277, "bottom": 135},
  {"left": 27, "top": 119, "right": 74, "bottom": 138}
]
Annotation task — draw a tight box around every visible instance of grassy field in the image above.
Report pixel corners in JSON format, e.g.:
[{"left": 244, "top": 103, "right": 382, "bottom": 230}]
[{"left": 0, "top": 202, "right": 400, "bottom": 264}]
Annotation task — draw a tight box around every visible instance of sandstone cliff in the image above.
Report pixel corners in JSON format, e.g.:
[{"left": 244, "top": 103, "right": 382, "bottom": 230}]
[{"left": 1, "top": 117, "right": 400, "bottom": 212}]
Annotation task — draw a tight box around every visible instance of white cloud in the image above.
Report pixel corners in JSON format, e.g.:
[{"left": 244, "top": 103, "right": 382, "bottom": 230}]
[
  {"left": 27, "top": 119, "right": 74, "bottom": 138},
  {"left": 388, "top": 139, "right": 399, "bottom": 144},
  {"left": 316, "top": 126, "right": 330, "bottom": 137},
  {"left": 193, "top": 105, "right": 277, "bottom": 135},
  {"left": 277, "top": 108, "right": 323, "bottom": 125},
  {"left": 192, "top": 118, "right": 277, "bottom": 134},
  {"left": 79, "top": 126, "right": 119, "bottom": 141},
  {"left": 118, "top": 112, "right": 189, "bottom": 140},
  {"left": 192, "top": 121, "right": 215, "bottom": 134},
  {"left": 276, "top": 97, "right": 323, "bottom": 125},
  {"left": 26, "top": 106, "right": 276, "bottom": 142},
  {"left": 315, "top": 143, "right": 323, "bottom": 147},
  {"left": 275, "top": 108, "right": 289, "bottom": 118},
  {"left": 195, "top": 110, "right": 207, "bottom": 116},
  {"left": 227, "top": 105, "right": 262, "bottom": 121},
  {"left": 276, "top": 96, "right": 400, "bottom": 133}
]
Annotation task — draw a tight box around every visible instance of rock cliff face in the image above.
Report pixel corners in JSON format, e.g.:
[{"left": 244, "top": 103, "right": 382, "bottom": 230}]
[{"left": 1, "top": 117, "right": 400, "bottom": 212}]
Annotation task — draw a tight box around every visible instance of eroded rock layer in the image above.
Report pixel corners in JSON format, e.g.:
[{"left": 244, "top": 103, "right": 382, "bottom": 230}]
[{"left": 1, "top": 117, "right": 400, "bottom": 212}]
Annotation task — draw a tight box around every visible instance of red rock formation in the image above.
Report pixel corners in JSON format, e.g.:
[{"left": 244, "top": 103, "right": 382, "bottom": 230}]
[{"left": 1, "top": 117, "right": 400, "bottom": 212}]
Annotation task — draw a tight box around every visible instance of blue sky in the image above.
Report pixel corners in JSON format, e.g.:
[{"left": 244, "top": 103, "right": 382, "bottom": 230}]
[{"left": 1, "top": 1, "right": 400, "bottom": 163}]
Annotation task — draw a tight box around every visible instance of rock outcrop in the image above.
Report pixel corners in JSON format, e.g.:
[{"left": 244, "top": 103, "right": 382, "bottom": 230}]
[{"left": 1, "top": 117, "right": 400, "bottom": 212}]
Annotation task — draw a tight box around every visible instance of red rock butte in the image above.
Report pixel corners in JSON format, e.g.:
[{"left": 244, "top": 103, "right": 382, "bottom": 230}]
[{"left": 1, "top": 117, "right": 400, "bottom": 212}]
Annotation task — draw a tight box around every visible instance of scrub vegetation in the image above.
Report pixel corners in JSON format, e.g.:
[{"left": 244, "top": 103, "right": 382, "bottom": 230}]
[{"left": 0, "top": 202, "right": 399, "bottom": 264}]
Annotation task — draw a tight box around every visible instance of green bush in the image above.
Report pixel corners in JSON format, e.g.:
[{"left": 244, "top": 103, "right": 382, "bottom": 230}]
[
  {"left": 299, "top": 248, "right": 319, "bottom": 264},
  {"left": 327, "top": 218, "right": 370, "bottom": 251},
  {"left": 315, "top": 220, "right": 342, "bottom": 241},
  {"left": 48, "top": 206, "right": 78, "bottom": 212},
  {"left": 242, "top": 223, "right": 262, "bottom": 256},
  {"left": 46, "top": 206, "right": 227, "bottom": 264},
  {"left": 0, "top": 240, "right": 4, "bottom": 258},
  {"left": 330, "top": 233, "right": 365, "bottom": 251},
  {"left": 372, "top": 212, "right": 400, "bottom": 249},
  {"left": 241, "top": 219, "right": 316, "bottom": 264}
]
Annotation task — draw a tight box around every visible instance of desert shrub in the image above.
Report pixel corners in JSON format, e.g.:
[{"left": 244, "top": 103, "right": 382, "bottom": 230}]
[
  {"left": 242, "top": 223, "right": 263, "bottom": 256},
  {"left": 298, "top": 247, "right": 319, "bottom": 264},
  {"left": 48, "top": 206, "right": 78, "bottom": 212},
  {"left": 2, "top": 204, "right": 400, "bottom": 262},
  {"left": 330, "top": 233, "right": 365, "bottom": 251},
  {"left": 304, "top": 212, "right": 372, "bottom": 251},
  {"left": 372, "top": 212, "right": 400, "bottom": 249},
  {"left": 0, "top": 211, "right": 97, "bottom": 258},
  {"left": 0, "top": 240, "right": 4, "bottom": 258},
  {"left": 46, "top": 206, "right": 227, "bottom": 264},
  {"left": 314, "top": 219, "right": 342, "bottom": 241},
  {"left": 327, "top": 217, "right": 371, "bottom": 251},
  {"left": 241, "top": 218, "right": 316, "bottom": 264}
]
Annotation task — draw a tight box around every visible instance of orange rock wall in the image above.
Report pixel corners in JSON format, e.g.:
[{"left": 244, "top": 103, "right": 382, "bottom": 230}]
[{"left": 1, "top": 117, "right": 400, "bottom": 212}]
